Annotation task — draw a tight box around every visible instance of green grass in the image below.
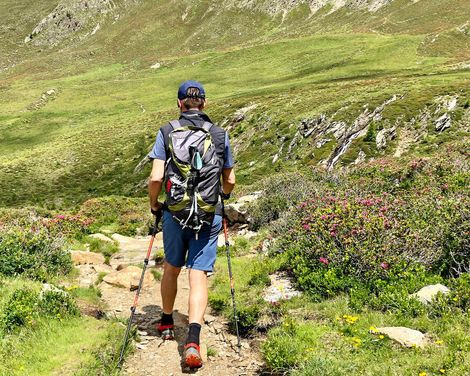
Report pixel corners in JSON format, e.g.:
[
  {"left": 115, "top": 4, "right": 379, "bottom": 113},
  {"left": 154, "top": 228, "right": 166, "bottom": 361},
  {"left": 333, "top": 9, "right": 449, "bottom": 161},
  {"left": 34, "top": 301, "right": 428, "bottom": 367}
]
[
  {"left": 0, "top": 317, "right": 110, "bottom": 376},
  {"left": 265, "top": 295, "right": 470, "bottom": 376},
  {"left": 1, "top": 29, "right": 469, "bottom": 207}
]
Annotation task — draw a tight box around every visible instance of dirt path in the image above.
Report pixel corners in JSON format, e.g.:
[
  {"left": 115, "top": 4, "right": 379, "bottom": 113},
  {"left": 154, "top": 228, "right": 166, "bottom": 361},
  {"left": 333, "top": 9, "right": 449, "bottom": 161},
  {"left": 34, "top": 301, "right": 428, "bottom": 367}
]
[{"left": 97, "top": 234, "right": 264, "bottom": 376}]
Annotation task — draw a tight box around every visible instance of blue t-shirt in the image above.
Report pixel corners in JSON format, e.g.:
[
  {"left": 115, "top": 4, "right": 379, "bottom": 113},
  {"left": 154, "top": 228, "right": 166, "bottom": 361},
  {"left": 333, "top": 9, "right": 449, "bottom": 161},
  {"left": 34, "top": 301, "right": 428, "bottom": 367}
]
[{"left": 149, "top": 129, "right": 234, "bottom": 169}]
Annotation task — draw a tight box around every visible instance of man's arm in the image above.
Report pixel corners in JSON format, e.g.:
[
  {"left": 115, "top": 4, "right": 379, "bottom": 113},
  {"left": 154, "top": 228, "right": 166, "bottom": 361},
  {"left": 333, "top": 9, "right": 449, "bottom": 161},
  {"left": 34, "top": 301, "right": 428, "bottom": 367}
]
[
  {"left": 222, "top": 167, "right": 235, "bottom": 195},
  {"left": 148, "top": 159, "right": 165, "bottom": 212}
]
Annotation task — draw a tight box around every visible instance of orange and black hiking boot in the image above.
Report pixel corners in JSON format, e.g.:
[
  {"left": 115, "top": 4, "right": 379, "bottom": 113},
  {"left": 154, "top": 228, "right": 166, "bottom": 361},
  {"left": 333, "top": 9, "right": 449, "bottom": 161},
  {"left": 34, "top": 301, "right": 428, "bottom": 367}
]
[
  {"left": 183, "top": 343, "right": 203, "bottom": 369},
  {"left": 157, "top": 323, "right": 175, "bottom": 340}
]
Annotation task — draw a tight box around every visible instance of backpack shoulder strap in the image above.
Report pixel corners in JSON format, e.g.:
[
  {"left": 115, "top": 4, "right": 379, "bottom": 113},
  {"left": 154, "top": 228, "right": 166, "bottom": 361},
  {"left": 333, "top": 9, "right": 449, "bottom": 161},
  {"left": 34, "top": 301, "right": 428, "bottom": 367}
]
[
  {"left": 169, "top": 120, "right": 182, "bottom": 130},
  {"left": 202, "top": 121, "right": 213, "bottom": 132}
]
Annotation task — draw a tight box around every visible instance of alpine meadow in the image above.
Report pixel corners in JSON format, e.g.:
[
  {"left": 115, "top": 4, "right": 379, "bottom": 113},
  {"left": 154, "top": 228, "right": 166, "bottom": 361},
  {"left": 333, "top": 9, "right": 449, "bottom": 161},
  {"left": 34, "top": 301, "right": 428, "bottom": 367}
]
[{"left": 0, "top": 1, "right": 469, "bottom": 375}]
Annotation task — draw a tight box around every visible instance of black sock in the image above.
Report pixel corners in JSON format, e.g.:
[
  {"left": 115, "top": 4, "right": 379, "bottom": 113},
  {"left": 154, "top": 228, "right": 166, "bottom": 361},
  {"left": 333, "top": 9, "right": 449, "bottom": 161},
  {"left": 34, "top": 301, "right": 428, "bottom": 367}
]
[
  {"left": 161, "top": 312, "right": 174, "bottom": 326},
  {"left": 186, "top": 323, "right": 201, "bottom": 346}
]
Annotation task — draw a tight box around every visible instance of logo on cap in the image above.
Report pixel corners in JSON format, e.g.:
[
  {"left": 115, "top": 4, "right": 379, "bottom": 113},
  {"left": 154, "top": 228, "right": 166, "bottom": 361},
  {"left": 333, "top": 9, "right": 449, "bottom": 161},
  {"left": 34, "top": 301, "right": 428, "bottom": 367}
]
[{"left": 178, "top": 80, "right": 206, "bottom": 100}]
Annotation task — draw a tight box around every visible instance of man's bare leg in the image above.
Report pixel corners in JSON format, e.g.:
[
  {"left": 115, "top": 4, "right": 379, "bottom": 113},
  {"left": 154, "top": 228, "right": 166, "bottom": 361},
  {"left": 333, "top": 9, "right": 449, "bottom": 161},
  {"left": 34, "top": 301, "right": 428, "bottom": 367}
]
[
  {"left": 188, "top": 269, "right": 208, "bottom": 324},
  {"left": 161, "top": 261, "right": 181, "bottom": 314}
]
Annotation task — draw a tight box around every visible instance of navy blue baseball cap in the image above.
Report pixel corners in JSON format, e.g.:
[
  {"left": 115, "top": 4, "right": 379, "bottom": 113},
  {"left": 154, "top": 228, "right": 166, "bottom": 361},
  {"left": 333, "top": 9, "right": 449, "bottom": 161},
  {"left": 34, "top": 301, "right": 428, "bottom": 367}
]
[{"left": 177, "top": 80, "right": 206, "bottom": 100}]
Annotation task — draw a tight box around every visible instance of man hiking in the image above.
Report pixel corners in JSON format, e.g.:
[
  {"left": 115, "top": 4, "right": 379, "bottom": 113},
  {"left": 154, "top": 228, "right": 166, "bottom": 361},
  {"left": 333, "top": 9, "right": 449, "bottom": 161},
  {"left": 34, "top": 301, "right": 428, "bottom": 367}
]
[{"left": 148, "top": 80, "right": 235, "bottom": 369}]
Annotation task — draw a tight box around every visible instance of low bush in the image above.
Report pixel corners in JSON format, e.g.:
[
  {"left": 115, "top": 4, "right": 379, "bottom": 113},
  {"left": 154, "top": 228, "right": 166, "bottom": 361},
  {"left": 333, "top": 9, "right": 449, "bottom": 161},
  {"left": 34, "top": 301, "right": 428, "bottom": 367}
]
[
  {"left": 39, "top": 289, "right": 80, "bottom": 319},
  {"left": 0, "top": 288, "right": 39, "bottom": 332},
  {"left": 0, "top": 285, "right": 79, "bottom": 334},
  {"left": 0, "top": 228, "right": 72, "bottom": 281}
]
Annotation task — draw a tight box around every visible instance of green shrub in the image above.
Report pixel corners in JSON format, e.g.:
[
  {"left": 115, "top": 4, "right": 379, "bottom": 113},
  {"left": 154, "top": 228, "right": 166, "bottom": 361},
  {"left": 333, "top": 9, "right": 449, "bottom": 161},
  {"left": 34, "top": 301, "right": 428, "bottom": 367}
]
[
  {"left": 0, "top": 286, "right": 80, "bottom": 334},
  {"left": 0, "top": 288, "right": 39, "bottom": 333},
  {"left": 39, "top": 290, "right": 80, "bottom": 319},
  {"left": 248, "top": 171, "right": 324, "bottom": 231},
  {"left": 234, "top": 304, "right": 261, "bottom": 336},
  {"left": 0, "top": 229, "right": 72, "bottom": 281}
]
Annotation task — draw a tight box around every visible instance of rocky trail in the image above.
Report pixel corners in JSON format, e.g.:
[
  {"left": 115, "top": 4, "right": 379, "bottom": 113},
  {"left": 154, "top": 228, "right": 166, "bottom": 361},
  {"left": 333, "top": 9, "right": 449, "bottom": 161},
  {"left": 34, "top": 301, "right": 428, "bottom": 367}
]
[{"left": 72, "top": 231, "right": 264, "bottom": 376}]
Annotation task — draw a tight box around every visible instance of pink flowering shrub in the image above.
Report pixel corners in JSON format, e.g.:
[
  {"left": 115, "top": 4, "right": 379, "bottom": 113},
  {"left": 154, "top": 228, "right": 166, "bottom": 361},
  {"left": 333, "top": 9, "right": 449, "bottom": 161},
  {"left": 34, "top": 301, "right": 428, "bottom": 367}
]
[{"left": 256, "top": 146, "right": 470, "bottom": 311}]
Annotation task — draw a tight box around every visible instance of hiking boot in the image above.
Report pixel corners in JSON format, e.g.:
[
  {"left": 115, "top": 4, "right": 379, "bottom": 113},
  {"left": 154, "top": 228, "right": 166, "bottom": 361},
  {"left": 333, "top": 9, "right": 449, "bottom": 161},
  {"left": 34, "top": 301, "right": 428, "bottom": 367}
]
[
  {"left": 183, "top": 343, "right": 203, "bottom": 369},
  {"left": 157, "top": 323, "right": 175, "bottom": 340}
]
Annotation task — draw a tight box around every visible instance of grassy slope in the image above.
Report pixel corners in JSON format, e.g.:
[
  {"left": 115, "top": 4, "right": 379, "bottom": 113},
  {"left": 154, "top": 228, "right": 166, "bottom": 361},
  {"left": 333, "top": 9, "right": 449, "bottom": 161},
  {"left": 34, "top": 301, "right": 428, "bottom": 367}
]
[{"left": 0, "top": 0, "right": 469, "bottom": 207}]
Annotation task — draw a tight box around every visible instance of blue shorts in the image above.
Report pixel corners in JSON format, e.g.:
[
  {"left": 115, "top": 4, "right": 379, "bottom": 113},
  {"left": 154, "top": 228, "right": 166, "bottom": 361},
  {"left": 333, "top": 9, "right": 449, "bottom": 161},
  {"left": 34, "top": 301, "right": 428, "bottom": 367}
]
[{"left": 162, "top": 210, "right": 222, "bottom": 272}]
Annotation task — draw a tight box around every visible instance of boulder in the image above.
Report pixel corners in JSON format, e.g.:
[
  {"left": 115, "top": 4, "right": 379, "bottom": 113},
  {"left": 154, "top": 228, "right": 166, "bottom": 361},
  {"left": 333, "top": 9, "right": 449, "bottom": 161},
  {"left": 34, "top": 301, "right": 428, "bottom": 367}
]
[
  {"left": 224, "top": 192, "right": 261, "bottom": 224},
  {"left": 225, "top": 202, "right": 249, "bottom": 224},
  {"left": 435, "top": 113, "right": 451, "bottom": 132},
  {"left": 412, "top": 284, "right": 450, "bottom": 304},
  {"left": 89, "top": 233, "right": 114, "bottom": 242},
  {"left": 102, "top": 265, "right": 155, "bottom": 290},
  {"left": 376, "top": 327, "right": 427, "bottom": 348},
  {"left": 71, "top": 250, "right": 105, "bottom": 265}
]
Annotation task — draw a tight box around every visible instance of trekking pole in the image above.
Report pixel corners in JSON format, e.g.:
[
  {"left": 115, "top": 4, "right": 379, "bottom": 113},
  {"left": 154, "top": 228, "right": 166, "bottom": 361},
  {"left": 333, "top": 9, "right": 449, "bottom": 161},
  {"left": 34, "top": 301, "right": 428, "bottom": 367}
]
[
  {"left": 117, "top": 210, "right": 162, "bottom": 369},
  {"left": 220, "top": 196, "right": 242, "bottom": 353}
]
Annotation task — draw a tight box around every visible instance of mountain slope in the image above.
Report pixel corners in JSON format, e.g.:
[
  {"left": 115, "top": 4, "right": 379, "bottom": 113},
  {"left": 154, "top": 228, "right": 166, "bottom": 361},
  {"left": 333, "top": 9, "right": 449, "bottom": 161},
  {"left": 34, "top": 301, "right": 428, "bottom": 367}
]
[{"left": 0, "top": 0, "right": 469, "bottom": 207}]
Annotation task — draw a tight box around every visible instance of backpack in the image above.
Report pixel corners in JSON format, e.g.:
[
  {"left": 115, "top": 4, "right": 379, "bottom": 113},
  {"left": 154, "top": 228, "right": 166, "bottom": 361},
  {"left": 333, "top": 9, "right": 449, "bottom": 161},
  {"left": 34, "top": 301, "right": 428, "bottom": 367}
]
[{"left": 164, "top": 120, "right": 223, "bottom": 233}]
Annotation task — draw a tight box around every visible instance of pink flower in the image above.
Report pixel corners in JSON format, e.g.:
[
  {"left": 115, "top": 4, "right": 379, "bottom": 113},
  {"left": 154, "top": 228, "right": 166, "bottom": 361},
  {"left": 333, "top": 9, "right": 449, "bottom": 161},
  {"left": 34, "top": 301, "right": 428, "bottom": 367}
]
[
  {"left": 303, "top": 224, "right": 310, "bottom": 230},
  {"left": 56, "top": 215, "right": 65, "bottom": 219},
  {"left": 380, "top": 262, "right": 390, "bottom": 270},
  {"left": 319, "top": 257, "right": 329, "bottom": 265}
]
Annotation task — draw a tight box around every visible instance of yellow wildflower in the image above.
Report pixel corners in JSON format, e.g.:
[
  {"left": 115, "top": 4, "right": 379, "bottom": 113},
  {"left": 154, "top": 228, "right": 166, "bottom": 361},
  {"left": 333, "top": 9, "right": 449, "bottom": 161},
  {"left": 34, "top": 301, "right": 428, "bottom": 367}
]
[
  {"left": 435, "top": 340, "right": 444, "bottom": 345},
  {"left": 439, "top": 370, "right": 445, "bottom": 374},
  {"left": 369, "top": 326, "right": 378, "bottom": 333},
  {"left": 379, "top": 335, "right": 385, "bottom": 339},
  {"left": 419, "top": 372, "right": 427, "bottom": 376}
]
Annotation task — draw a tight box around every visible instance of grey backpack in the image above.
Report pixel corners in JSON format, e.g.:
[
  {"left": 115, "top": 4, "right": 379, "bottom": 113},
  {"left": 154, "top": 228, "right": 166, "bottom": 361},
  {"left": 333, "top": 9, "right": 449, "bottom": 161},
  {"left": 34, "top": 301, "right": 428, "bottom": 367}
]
[{"left": 164, "top": 120, "right": 223, "bottom": 233}]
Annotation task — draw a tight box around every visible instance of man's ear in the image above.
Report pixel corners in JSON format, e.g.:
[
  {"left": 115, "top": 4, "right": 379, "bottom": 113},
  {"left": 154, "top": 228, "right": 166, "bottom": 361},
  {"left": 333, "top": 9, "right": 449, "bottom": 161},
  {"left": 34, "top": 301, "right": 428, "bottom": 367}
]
[{"left": 177, "top": 99, "right": 183, "bottom": 109}]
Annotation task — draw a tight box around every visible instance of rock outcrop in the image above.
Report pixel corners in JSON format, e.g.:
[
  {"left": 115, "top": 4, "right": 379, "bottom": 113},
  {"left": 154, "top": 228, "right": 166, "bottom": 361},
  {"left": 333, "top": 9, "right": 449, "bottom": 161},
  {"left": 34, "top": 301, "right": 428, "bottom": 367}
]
[
  {"left": 376, "top": 327, "right": 428, "bottom": 348},
  {"left": 24, "top": 0, "right": 136, "bottom": 46},
  {"left": 225, "top": 0, "right": 395, "bottom": 16}
]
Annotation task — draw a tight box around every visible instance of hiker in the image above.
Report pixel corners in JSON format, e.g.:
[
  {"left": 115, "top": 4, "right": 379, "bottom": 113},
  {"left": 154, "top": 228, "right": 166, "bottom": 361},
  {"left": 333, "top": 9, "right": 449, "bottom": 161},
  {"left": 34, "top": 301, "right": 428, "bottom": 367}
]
[{"left": 148, "top": 80, "right": 235, "bottom": 368}]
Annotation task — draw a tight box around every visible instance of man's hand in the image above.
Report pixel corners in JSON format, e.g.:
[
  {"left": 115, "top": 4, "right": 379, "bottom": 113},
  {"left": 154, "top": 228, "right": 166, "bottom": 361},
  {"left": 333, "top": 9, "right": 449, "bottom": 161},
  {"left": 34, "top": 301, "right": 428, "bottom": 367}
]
[
  {"left": 151, "top": 202, "right": 162, "bottom": 216},
  {"left": 221, "top": 191, "right": 231, "bottom": 201}
]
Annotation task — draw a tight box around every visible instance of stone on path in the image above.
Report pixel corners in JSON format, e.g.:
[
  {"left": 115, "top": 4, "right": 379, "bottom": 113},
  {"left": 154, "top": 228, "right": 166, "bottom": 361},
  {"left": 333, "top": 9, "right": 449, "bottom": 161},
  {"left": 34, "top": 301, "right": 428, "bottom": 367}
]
[
  {"left": 89, "top": 233, "right": 114, "bottom": 242},
  {"left": 111, "top": 233, "right": 163, "bottom": 251},
  {"left": 376, "top": 327, "right": 427, "bottom": 348},
  {"left": 412, "top": 284, "right": 450, "bottom": 304},
  {"left": 70, "top": 250, "right": 105, "bottom": 265},
  {"left": 103, "top": 265, "right": 155, "bottom": 290}
]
